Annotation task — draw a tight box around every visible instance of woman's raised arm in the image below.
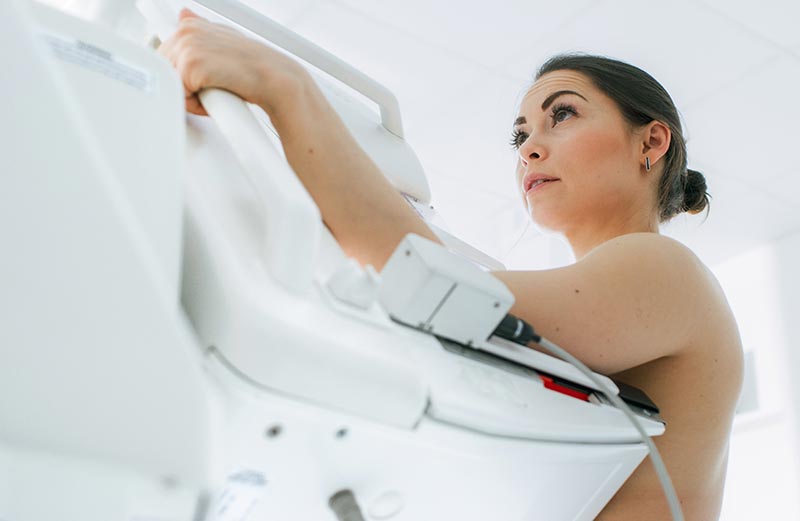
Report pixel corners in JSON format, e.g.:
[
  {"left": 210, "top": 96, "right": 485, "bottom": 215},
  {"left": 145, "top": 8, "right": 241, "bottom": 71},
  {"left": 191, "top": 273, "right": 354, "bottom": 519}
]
[{"left": 159, "top": 9, "right": 438, "bottom": 268}]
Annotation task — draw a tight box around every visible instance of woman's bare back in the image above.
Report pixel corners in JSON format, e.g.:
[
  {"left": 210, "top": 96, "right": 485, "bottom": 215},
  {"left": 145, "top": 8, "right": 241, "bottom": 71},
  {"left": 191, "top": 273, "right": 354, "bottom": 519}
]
[
  {"left": 496, "top": 234, "right": 743, "bottom": 520},
  {"left": 596, "top": 259, "right": 743, "bottom": 520}
]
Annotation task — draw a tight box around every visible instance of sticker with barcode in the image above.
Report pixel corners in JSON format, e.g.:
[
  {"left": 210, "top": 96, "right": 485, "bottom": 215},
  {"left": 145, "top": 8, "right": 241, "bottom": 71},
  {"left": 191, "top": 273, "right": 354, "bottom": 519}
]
[
  {"left": 40, "top": 30, "right": 154, "bottom": 93},
  {"left": 205, "top": 469, "right": 268, "bottom": 521}
]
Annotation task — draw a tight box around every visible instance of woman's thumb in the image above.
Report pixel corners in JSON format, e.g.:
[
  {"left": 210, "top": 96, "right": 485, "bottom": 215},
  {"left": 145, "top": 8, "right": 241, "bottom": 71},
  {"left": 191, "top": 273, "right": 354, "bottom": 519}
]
[{"left": 179, "top": 7, "right": 199, "bottom": 20}]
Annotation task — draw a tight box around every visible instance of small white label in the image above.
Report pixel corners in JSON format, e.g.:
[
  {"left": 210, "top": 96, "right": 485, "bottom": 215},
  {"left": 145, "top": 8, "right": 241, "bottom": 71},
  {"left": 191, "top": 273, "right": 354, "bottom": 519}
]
[
  {"left": 205, "top": 469, "right": 268, "bottom": 521},
  {"left": 40, "top": 31, "right": 154, "bottom": 93}
]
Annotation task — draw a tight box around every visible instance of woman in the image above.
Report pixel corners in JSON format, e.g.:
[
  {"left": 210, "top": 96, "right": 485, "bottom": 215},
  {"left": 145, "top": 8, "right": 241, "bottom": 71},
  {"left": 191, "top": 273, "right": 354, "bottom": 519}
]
[{"left": 160, "top": 9, "right": 743, "bottom": 520}]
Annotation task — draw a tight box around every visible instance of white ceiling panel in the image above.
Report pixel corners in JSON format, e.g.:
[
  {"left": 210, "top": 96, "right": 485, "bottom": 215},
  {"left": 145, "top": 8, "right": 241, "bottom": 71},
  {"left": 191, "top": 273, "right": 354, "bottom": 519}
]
[
  {"left": 698, "top": 0, "right": 800, "bottom": 49},
  {"left": 760, "top": 167, "right": 800, "bottom": 208},
  {"left": 426, "top": 168, "right": 526, "bottom": 259},
  {"left": 329, "top": 0, "right": 595, "bottom": 67},
  {"left": 498, "top": 0, "right": 780, "bottom": 110},
  {"left": 403, "top": 73, "right": 527, "bottom": 198},
  {"left": 453, "top": 200, "right": 534, "bottom": 262},
  {"left": 680, "top": 55, "right": 800, "bottom": 190},
  {"left": 426, "top": 169, "right": 517, "bottom": 230},
  {"left": 287, "top": 2, "right": 487, "bottom": 111},
  {"left": 662, "top": 170, "right": 800, "bottom": 266}
]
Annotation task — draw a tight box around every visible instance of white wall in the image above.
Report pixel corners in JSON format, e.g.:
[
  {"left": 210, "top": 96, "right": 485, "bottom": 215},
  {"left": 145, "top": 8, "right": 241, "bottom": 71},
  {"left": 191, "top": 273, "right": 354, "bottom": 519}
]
[{"left": 712, "top": 229, "right": 800, "bottom": 520}]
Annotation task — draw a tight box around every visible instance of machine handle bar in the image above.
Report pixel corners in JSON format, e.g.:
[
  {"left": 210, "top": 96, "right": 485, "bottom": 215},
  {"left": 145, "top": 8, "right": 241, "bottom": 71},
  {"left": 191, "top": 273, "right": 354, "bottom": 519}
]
[{"left": 196, "top": 0, "right": 405, "bottom": 138}]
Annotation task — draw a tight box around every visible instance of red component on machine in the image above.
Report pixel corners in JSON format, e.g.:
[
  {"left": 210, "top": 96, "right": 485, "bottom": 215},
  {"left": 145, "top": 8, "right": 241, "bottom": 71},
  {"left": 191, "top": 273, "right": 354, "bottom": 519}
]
[{"left": 539, "top": 374, "right": 590, "bottom": 402}]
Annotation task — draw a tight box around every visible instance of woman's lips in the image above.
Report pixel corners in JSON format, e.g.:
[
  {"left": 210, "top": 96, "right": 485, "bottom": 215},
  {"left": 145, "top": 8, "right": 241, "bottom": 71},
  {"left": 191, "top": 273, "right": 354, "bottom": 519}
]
[
  {"left": 526, "top": 178, "right": 560, "bottom": 195},
  {"left": 523, "top": 172, "right": 561, "bottom": 195}
]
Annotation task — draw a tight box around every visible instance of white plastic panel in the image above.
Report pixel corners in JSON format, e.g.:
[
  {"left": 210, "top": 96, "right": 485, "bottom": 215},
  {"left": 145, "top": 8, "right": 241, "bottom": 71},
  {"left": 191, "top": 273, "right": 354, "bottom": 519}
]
[
  {"left": 34, "top": 2, "right": 185, "bottom": 296},
  {"left": 0, "top": 0, "right": 211, "bottom": 488},
  {"left": 0, "top": 444, "right": 199, "bottom": 521},
  {"left": 179, "top": 113, "right": 428, "bottom": 428},
  {"left": 410, "top": 337, "right": 664, "bottom": 443},
  {"left": 205, "top": 356, "right": 650, "bottom": 521}
]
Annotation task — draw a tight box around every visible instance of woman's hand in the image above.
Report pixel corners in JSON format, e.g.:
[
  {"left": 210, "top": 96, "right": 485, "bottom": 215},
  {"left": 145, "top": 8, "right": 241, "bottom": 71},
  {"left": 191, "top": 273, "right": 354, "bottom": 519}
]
[{"left": 158, "top": 8, "right": 309, "bottom": 116}]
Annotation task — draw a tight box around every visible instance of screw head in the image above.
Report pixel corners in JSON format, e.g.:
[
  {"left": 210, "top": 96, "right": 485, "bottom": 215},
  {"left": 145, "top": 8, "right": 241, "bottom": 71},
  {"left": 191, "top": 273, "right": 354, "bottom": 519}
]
[{"left": 265, "top": 424, "right": 283, "bottom": 438}]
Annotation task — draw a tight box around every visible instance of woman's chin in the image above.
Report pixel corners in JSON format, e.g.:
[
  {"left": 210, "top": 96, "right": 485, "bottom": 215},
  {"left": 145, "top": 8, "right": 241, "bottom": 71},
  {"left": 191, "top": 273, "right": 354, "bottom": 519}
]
[{"left": 528, "top": 205, "right": 564, "bottom": 234}]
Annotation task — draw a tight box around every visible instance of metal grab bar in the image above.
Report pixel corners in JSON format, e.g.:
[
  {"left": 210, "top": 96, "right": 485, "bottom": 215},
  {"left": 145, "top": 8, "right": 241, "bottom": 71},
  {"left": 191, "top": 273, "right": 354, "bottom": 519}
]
[
  {"left": 195, "top": 0, "right": 404, "bottom": 138},
  {"left": 137, "top": 0, "right": 321, "bottom": 294}
]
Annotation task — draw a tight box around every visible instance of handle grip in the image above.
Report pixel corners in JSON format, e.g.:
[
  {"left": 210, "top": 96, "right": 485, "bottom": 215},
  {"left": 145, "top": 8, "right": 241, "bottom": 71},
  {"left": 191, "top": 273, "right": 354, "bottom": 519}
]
[{"left": 137, "top": 0, "right": 321, "bottom": 294}]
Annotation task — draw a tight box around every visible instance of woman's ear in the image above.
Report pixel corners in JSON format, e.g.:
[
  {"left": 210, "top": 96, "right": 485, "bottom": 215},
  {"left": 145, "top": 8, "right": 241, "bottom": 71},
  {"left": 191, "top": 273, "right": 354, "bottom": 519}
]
[{"left": 640, "top": 120, "right": 671, "bottom": 171}]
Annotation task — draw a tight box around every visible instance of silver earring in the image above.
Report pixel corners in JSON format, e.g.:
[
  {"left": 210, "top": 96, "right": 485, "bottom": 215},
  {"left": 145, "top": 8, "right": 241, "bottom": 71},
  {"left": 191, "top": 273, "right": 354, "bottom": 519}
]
[{"left": 645, "top": 157, "right": 651, "bottom": 171}]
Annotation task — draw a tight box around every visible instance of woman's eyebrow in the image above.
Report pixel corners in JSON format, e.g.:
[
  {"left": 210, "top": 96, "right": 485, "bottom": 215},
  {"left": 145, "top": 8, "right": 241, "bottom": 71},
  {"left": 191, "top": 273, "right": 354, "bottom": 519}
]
[
  {"left": 541, "top": 90, "right": 588, "bottom": 111},
  {"left": 513, "top": 90, "right": 589, "bottom": 127}
]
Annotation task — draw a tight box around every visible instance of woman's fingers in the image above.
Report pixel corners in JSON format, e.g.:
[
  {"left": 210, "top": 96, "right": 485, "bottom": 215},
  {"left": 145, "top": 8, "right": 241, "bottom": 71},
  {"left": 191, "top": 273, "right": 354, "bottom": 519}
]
[
  {"left": 157, "top": 15, "right": 211, "bottom": 116},
  {"left": 179, "top": 7, "right": 200, "bottom": 21},
  {"left": 155, "top": 8, "right": 306, "bottom": 115},
  {"left": 185, "top": 93, "right": 208, "bottom": 116}
]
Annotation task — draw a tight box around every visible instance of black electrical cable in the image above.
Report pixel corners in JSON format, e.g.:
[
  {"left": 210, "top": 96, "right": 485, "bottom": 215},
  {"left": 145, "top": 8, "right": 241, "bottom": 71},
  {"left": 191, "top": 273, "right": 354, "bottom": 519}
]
[{"left": 492, "top": 312, "right": 541, "bottom": 344}]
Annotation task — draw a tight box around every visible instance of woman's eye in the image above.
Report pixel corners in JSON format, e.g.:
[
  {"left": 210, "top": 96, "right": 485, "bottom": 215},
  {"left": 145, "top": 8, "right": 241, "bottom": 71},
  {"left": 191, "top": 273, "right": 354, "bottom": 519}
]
[
  {"left": 509, "top": 129, "right": 528, "bottom": 150},
  {"left": 551, "top": 104, "right": 577, "bottom": 126}
]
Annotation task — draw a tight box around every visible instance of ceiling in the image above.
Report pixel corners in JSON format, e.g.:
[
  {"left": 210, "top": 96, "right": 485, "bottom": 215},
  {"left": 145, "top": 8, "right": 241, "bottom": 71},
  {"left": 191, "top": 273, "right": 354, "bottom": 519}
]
[
  {"left": 233, "top": 0, "right": 800, "bottom": 269},
  {"left": 45, "top": 0, "right": 800, "bottom": 268}
]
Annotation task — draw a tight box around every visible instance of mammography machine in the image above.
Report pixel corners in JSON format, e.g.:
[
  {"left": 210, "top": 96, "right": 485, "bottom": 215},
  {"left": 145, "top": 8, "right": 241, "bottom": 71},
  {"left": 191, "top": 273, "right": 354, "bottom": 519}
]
[{"left": 0, "top": 0, "right": 676, "bottom": 519}]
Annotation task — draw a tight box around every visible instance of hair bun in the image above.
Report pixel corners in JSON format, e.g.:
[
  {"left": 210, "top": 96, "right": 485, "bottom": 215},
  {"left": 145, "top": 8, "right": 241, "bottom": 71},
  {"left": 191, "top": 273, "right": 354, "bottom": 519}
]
[{"left": 682, "top": 169, "right": 710, "bottom": 215}]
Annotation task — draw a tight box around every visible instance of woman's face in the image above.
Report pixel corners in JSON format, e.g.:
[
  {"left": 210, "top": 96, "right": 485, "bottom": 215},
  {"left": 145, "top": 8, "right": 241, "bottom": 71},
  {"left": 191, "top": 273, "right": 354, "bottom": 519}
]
[{"left": 513, "top": 70, "right": 646, "bottom": 234}]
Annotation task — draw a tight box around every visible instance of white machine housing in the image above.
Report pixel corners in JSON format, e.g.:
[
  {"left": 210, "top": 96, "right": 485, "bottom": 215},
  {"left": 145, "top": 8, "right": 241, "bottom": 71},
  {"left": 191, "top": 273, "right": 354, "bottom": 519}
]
[
  {"left": 379, "top": 233, "right": 514, "bottom": 345},
  {"left": 0, "top": 2, "right": 215, "bottom": 521},
  {"left": 1, "top": 1, "right": 668, "bottom": 520}
]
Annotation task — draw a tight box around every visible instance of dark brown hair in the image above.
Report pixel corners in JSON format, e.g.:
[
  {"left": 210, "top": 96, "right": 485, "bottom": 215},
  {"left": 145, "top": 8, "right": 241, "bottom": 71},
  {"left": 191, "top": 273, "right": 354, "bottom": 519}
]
[{"left": 536, "top": 53, "right": 710, "bottom": 222}]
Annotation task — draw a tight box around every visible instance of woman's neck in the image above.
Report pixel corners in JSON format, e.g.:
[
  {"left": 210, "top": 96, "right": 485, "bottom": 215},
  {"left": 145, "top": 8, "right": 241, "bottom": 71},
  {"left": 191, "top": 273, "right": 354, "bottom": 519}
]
[{"left": 565, "top": 208, "right": 660, "bottom": 260}]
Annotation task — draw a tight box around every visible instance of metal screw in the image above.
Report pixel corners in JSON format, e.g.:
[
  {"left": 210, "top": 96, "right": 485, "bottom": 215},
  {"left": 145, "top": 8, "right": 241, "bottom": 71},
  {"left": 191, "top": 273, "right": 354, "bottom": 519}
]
[
  {"left": 405, "top": 250, "right": 411, "bottom": 257},
  {"left": 265, "top": 424, "right": 283, "bottom": 438},
  {"left": 335, "top": 427, "right": 349, "bottom": 439},
  {"left": 493, "top": 302, "right": 500, "bottom": 308},
  {"left": 160, "top": 475, "right": 179, "bottom": 490}
]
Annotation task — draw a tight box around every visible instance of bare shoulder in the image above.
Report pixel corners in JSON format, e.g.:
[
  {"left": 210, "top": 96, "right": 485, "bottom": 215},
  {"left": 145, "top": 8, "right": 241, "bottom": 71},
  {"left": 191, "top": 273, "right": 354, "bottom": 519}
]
[
  {"left": 592, "top": 233, "right": 736, "bottom": 331},
  {"left": 494, "top": 232, "right": 725, "bottom": 374},
  {"left": 585, "top": 232, "right": 706, "bottom": 276}
]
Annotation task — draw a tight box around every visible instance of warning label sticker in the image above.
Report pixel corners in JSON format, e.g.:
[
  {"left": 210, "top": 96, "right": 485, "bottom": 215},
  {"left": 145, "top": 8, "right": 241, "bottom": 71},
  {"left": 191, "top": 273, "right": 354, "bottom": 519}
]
[{"left": 41, "top": 31, "right": 154, "bottom": 94}]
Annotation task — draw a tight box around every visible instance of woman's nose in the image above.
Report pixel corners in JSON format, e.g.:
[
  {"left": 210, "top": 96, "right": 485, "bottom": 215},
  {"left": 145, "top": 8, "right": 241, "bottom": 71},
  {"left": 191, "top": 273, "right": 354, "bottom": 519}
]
[{"left": 518, "top": 136, "right": 544, "bottom": 165}]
